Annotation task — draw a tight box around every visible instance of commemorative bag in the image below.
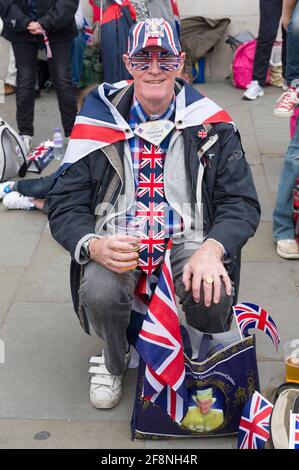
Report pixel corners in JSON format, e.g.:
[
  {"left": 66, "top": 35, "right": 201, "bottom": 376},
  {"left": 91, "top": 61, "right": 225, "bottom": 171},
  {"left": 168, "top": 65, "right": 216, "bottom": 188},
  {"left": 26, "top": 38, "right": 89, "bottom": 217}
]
[
  {"left": 131, "top": 326, "right": 260, "bottom": 440},
  {"left": 0, "top": 119, "right": 27, "bottom": 182}
]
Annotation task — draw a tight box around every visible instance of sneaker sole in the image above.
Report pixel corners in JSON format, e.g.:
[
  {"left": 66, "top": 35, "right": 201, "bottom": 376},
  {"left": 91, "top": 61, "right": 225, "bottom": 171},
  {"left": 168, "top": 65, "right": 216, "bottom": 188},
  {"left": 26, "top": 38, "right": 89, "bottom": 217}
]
[
  {"left": 274, "top": 108, "right": 294, "bottom": 118},
  {"left": 90, "top": 394, "right": 121, "bottom": 409},
  {"left": 242, "top": 91, "right": 264, "bottom": 101},
  {"left": 277, "top": 246, "right": 299, "bottom": 259}
]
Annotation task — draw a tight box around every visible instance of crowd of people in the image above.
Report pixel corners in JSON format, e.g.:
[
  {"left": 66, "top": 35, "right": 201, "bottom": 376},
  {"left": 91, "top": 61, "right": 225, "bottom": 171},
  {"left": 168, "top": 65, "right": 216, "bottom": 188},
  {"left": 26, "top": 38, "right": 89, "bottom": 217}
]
[{"left": 0, "top": 0, "right": 297, "bottom": 414}]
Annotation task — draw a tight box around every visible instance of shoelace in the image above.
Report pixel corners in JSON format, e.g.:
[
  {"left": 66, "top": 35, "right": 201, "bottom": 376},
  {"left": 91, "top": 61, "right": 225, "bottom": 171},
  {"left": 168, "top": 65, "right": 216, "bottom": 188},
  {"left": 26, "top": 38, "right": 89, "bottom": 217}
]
[{"left": 277, "top": 89, "right": 298, "bottom": 110}]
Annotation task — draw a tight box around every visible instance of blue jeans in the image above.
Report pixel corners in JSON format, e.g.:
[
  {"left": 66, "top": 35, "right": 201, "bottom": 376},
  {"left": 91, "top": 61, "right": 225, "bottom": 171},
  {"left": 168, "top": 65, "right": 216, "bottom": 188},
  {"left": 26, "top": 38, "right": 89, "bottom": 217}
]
[
  {"left": 71, "top": 32, "right": 86, "bottom": 87},
  {"left": 286, "top": 0, "right": 299, "bottom": 85},
  {"left": 273, "top": 120, "right": 299, "bottom": 240}
]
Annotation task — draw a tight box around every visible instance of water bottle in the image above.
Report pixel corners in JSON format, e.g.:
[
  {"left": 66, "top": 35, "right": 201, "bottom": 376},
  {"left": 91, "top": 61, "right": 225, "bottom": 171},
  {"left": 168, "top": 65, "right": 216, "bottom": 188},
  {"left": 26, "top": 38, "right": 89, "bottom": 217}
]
[{"left": 53, "top": 128, "right": 64, "bottom": 160}]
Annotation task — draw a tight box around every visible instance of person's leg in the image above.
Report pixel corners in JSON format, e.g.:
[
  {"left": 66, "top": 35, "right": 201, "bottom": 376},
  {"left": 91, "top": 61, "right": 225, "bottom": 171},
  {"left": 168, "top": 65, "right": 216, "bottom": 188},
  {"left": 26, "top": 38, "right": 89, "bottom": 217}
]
[
  {"left": 12, "top": 42, "right": 38, "bottom": 137},
  {"left": 71, "top": 32, "right": 86, "bottom": 88},
  {"left": 253, "top": 0, "right": 283, "bottom": 86},
  {"left": 273, "top": 120, "right": 299, "bottom": 241},
  {"left": 170, "top": 243, "right": 234, "bottom": 333},
  {"left": 47, "top": 40, "right": 78, "bottom": 137},
  {"left": 79, "top": 261, "right": 140, "bottom": 375},
  {"left": 16, "top": 174, "right": 56, "bottom": 199},
  {"left": 286, "top": 0, "right": 299, "bottom": 86},
  {"left": 281, "top": 24, "right": 287, "bottom": 81}
]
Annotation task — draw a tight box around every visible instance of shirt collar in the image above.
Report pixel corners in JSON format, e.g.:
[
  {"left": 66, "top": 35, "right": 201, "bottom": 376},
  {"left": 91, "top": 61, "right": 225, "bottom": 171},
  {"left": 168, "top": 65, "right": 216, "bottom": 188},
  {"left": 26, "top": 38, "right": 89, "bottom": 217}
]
[{"left": 130, "top": 94, "right": 175, "bottom": 125}]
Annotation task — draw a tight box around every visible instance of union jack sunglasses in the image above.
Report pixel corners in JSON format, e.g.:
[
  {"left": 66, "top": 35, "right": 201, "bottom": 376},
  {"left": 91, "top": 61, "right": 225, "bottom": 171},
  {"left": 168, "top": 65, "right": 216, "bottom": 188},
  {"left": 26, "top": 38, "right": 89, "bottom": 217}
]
[{"left": 129, "top": 50, "right": 181, "bottom": 71}]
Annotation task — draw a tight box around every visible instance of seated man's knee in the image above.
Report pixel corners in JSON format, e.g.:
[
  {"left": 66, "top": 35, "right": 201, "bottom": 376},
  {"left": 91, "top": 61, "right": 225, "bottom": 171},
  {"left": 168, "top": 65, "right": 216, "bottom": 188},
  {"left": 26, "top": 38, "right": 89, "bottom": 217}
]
[
  {"left": 79, "top": 262, "right": 131, "bottom": 314},
  {"left": 183, "top": 283, "right": 234, "bottom": 333}
]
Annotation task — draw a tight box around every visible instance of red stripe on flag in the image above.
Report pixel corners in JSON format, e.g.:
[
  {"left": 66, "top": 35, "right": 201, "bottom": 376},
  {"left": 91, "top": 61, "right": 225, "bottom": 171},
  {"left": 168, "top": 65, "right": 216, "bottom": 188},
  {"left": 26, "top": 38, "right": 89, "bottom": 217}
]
[
  {"left": 70, "top": 124, "right": 126, "bottom": 143},
  {"left": 203, "top": 109, "right": 233, "bottom": 124},
  {"left": 101, "top": 4, "right": 122, "bottom": 24},
  {"left": 139, "top": 329, "right": 174, "bottom": 347},
  {"left": 170, "top": 388, "right": 177, "bottom": 420}
]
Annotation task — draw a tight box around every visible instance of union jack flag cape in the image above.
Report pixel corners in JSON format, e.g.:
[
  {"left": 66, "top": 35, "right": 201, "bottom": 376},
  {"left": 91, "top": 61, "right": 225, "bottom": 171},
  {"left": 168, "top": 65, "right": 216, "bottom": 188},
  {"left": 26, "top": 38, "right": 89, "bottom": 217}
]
[
  {"left": 61, "top": 79, "right": 233, "bottom": 170},
  {"left": 233, "top": 302, "right": 280, "bottom": 351},
  {"left": 289, "top": 413, "right": 299, "bottom": 449},
  {"left": 238, "top": 391, "right": 273, "bottom": 449},
  {"left": 133, "top": 240, "right": 188, "bottom": 423}
]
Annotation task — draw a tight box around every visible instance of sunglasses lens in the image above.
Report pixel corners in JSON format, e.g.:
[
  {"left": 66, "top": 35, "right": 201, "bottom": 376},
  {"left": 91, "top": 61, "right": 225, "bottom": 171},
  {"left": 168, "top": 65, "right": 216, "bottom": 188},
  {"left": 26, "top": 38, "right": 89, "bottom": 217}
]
[{"left": 130, "top": 51, "right": 180, "bottom": 71}]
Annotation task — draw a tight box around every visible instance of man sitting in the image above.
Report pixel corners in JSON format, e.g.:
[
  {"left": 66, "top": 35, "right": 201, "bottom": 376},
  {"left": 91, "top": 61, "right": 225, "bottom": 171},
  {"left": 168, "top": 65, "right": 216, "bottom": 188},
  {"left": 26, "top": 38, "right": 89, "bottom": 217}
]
[{"left": 47, "top": 18, "right": 260, "bottom": 410}]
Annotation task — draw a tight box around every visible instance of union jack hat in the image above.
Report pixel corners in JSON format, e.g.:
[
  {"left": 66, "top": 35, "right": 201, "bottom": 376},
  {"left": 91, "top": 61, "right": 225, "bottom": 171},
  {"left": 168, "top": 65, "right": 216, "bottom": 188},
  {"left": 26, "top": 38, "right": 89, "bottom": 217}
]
[{"left": 128, "top": 18, "right": 181, "bottom": 57}]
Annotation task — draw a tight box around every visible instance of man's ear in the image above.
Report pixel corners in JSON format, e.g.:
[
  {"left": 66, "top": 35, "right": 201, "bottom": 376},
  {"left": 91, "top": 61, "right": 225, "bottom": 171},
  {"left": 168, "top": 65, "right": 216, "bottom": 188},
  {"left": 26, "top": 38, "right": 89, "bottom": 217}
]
[
  {"left": 123, "top": 54, "right": 132, "bottom": 74},
  {"left": 179, "top": 52, "right": 186, "bottom": 71}
]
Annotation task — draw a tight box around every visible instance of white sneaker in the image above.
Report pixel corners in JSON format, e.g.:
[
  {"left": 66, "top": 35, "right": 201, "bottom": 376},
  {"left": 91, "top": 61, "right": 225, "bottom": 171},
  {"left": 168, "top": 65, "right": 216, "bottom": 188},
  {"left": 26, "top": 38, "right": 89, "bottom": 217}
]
[
  {"left": 16, "top": 135, "right": 32, "bottom": 157},
  {"left": 88, "top": 352, "right": 130, "bottom": 409},
  {"left": 242, "top": 81, "right": 264, "bottom": 100},
  {"left": 277, "top": 239, "right": 299, "bottom": 259},
  {"left": 0, "top": 181, "right": 14, "bottom": 199},
  {"left": 2, "top": 191, "right": 35, "bottom": 210}
]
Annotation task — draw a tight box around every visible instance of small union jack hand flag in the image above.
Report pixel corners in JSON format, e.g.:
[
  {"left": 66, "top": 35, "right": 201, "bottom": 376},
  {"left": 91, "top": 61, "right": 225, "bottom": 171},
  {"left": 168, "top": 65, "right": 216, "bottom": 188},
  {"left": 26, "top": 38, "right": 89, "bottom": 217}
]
[
  {"left": 289, "top": 413, "right": 299, "bottom": 449},
  {"left": 238, "top": 391, "right": 273, "bottom": 449},
  {"left": 233, "top": 303, "right": 280, "bottom": 351}
]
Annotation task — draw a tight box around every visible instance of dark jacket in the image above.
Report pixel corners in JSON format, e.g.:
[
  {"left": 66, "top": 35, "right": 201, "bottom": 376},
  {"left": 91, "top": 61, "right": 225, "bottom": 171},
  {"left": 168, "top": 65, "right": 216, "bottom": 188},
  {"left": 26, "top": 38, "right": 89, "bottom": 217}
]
[
  {"left": 0, "top": 0, "right": 79, "bottom": 42},
  {"left": 47, "top": 83, "right": 260, "bottom": 334}
]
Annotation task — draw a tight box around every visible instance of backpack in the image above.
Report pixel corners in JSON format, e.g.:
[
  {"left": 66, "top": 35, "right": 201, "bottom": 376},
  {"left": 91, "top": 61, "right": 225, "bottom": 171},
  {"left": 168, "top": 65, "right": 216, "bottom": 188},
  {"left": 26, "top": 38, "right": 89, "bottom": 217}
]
[
  {"left": 232, "top": 39, "right": 270, "bottom": 89},
  {"left": 0, "top": 119, "right": 27, "bottom": 182}
]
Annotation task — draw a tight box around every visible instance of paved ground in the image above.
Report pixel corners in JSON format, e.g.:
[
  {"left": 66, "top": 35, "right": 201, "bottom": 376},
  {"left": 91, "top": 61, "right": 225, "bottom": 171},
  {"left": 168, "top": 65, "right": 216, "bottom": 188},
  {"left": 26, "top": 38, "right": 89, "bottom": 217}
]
[{"left": 0, "top": 80, "right": 298, "bottom": 449}]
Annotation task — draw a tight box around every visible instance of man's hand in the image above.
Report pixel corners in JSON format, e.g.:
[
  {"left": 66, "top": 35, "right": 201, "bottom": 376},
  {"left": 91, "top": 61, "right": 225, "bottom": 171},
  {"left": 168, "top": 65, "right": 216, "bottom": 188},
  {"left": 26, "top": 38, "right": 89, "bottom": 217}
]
[
  {"left": 89, "top": 235, "right": 140, "bottom": 274},
  {"left": 182, "top": 239, "right": 232, "bottom": 307},
  {"left": 27, "top": 21, "right": 43, "bottom": 35}
]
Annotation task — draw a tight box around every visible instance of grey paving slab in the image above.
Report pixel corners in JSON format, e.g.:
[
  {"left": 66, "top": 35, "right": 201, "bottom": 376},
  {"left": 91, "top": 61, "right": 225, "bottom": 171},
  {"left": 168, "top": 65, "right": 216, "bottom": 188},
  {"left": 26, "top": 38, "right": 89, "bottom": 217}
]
[
  {"left": 261, "top": 154, "right": 284, "bottom": 194},
  {"left": 250, "top": 104, "right": 290, "bottom": 130},
  {"left": 0, "top": 419, "right": 145, "bottom": 449},
  {"left": 289, "top": 262, "right": 299, "bottom": 290},
  {"left": 241, "top": 138, "right": 262, "bottom": 165},
  {"left": 0, "top": 267, "right": 24, "bottom": 327},
  {"left": 0, "top": 206, "right": 47, "bottom": 267},
  {"left": 238, "top": 261, "right": 299, "bottom": 359},
  {"left": 242, "top": 222, "right": 278, "bottom": 263},
  {"left": 0, "top": 301, "right": 137, "bottom": 422},
  {"left": 14, "top": 234, "right": 70, "bottom": 302},
  {"left": 258, "top": 361, "right": 285, "bottom": 392},
  {"left": 1, "top": 90, "right": 63, "bottom": 149},
  {"left": 221, "top": 104, "right": 253, "bottom": 133},
  {"left": 255, "top": 126, "right": 290, "bottom": 156},
  {"left": 250, "top": 164, "right": 275, "bottom": 222}
]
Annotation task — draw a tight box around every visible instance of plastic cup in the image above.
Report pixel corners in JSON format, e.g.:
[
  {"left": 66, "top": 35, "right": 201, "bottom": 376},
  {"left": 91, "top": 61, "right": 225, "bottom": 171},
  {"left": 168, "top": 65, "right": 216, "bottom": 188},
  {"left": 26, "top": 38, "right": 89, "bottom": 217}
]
[
  {"left": 107, "top": 216, "right": 146, "bottom": 270},
  {"left": 284, "top": 340, "right": 299, "bottom": 383}
]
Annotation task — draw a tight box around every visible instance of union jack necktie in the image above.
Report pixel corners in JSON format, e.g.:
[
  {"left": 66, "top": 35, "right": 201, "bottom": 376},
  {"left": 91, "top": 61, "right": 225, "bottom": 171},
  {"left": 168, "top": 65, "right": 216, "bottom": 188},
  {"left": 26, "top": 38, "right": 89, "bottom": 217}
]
[{"left": 136, "top": 141, "right": 166, "bottom": 275}]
